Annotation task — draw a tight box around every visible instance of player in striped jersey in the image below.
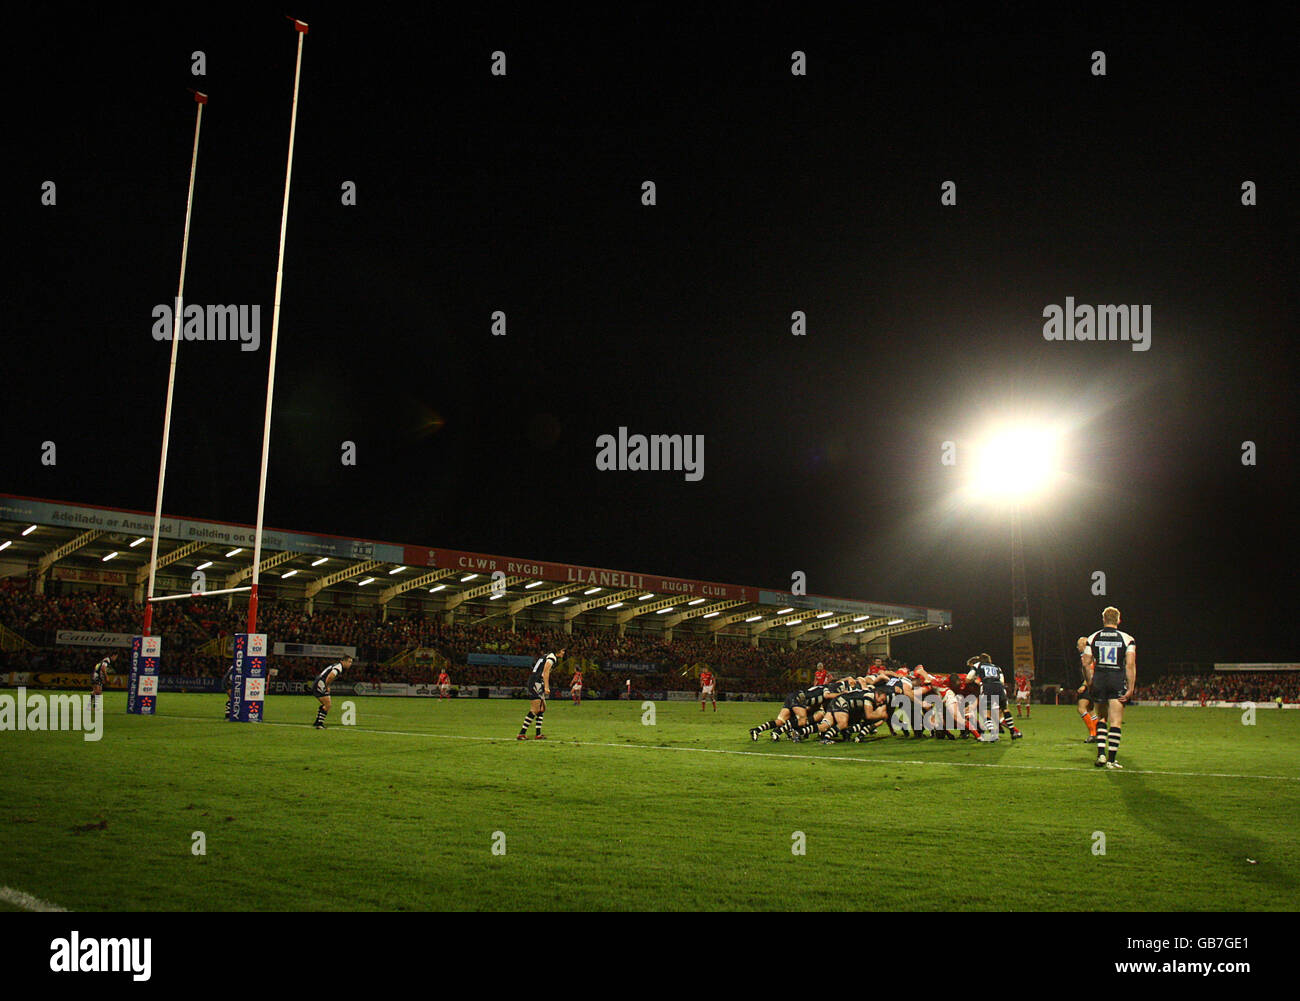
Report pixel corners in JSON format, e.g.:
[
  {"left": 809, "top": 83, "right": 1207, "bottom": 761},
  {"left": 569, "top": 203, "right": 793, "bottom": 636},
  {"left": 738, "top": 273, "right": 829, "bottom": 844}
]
[
  {"left": 964, "top": 654, "right": 1023, "bottom": 740},
  {"left": 1081, "top": 607, "right": 1136, "bottom": 769},
  {"left": 775, "top": 680, "right": 847, "bottom": 740},
  {"left": 809, "top": 687, "right": 886, "bottom": 743},
  {"left": 750, "top": 679, "right": 839, "bottom": 741},
  {"left": 89, "top": 654, "right": 115, "bottom": 721},
  {"left": 222, "top": 665, "right": 234, "bottom": 719},
  {"left": 311, "top": 656, "right": 352, "bottom": 729},
  {"left": 518, "top": 648, "right": 564, "bottom": 740},
  {"left": 871, "top": 670, "right": 925, "bottom": 736}
]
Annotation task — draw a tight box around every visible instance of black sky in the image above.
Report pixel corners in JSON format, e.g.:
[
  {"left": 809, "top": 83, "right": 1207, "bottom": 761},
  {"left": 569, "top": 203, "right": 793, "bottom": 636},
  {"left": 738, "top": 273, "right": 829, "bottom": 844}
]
[{"left": 8, "top": 4, "right": 1298, "bottom": 670}]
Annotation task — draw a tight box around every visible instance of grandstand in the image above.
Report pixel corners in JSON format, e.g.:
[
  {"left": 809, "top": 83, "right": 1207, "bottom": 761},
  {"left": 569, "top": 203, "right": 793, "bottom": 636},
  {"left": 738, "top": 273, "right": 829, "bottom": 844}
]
[{"left": 0, "top": 493, "right": 951, "bottom": 696}]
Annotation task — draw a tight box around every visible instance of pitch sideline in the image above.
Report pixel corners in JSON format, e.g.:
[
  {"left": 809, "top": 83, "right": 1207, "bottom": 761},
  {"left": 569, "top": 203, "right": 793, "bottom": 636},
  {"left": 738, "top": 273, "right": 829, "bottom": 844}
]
[{"left": 0, "top": 886, "right": 67, "bottom": 912}]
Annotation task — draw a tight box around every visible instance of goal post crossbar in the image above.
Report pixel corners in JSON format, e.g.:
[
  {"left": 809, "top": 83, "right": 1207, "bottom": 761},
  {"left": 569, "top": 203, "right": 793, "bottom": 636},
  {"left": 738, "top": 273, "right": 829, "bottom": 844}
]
[{"left": 148, "top": 586, "right": 252, "bottom": 603}]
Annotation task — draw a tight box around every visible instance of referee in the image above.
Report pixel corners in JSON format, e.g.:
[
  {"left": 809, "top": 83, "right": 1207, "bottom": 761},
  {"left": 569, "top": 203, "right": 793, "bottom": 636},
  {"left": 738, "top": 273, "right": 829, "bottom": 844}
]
[{"left": 1081, "top": 606, "right": 1137, "bottom": 768}]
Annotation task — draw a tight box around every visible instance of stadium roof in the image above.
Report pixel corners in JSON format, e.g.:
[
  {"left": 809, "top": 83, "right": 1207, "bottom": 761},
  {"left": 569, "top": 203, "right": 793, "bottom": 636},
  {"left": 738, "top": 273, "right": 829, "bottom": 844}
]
[{"left": 0, "top": 494, "right": 951, "bottom": 644}]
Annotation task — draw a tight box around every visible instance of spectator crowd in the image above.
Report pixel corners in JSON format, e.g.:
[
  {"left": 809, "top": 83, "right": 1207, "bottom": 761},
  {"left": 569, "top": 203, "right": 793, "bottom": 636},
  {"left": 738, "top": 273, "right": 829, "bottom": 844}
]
[
  {"left": 1139, "top": 673, "right": 1300, "bottom": 704},
  {"left": 10, "top": 583, "right": 1292, "bottom": 702}
]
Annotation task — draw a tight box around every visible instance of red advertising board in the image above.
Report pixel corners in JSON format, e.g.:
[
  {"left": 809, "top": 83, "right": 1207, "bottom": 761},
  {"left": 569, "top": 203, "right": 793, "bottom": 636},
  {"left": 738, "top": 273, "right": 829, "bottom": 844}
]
[{"left": 401, "top": 546, "right": 757, "bottom": 603}]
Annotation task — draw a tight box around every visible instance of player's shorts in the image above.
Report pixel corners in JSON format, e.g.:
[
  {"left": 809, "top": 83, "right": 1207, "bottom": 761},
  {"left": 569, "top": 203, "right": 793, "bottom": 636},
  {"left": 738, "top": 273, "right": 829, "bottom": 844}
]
[
  {"left": 91, "top": 684, "right": 103, "bottom": 696},
  {"left": 701, "top": 685, "right": 715, "bottom": 696},
  {"left": 980, "top": 688, "right": 1005, "bottom": 713},
  {"left": 439, "top": 684, "right": 450, "bottom": 694},
  {"left": 527, "top": 679, "right": 546, "bottom": 700},
  {"left": 783, "top": 693, "right": 799, "bottom": 710},
  {"left": 1090, "top": 671, "right": 1128, "bottom": 702},
  {"left": 571, "top": 685, "right": 582, "bottom": 693},
  {"left": 311, "top": 681, "right": 329, "bottom": 698},
  {"left": 1015, "top": 689, "right": 1029, "bottom": 701}
]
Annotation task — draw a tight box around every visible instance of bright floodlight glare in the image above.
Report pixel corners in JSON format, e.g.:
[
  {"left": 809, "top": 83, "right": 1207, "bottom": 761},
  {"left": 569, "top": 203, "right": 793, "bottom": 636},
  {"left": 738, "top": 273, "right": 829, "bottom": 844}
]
[{"left": 972, "top": 425, "right": 1061, "bottom": 503}]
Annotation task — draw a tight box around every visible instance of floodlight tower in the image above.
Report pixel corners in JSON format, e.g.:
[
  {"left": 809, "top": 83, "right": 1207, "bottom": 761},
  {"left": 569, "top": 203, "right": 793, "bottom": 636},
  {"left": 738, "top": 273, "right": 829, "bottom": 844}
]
[
  {"left": 968, "top": 423, "right": 1062, "bottom": 679},
  {"left": 1011, "top": 506, "right": 1034, "bottom": 681},
  {"left": 1036, "top": 547, "right": 1073, "bottom": 687}
]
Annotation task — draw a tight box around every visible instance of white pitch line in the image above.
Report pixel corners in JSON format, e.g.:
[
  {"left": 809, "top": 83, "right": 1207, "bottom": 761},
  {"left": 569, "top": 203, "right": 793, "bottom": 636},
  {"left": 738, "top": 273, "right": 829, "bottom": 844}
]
[
  {"left": 0, "top": 886, "right": 67, "bottom": 912},
  {"left": 213, "top": 716, "right": 1300, "bottom": 783}
]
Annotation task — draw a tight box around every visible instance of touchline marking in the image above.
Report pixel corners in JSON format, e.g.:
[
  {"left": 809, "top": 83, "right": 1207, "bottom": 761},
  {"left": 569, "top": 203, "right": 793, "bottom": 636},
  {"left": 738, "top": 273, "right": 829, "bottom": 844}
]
[
  {"left": 169, "top": 713, "right": 1295, "bottom": 782},
  {"left": 0, "top": 886, "right": 67, "bottom": 912}
]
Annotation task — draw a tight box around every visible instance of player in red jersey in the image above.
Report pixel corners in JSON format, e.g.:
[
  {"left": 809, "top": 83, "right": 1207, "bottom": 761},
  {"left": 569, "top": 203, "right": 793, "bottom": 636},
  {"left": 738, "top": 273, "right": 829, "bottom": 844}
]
[
  {"left": 909, "top": 665, "right": 957, "bottom": 739},
  {"left": 814, "top": 662, "right": 830, "bottom": 687},
  {"left": 944, "top": 665, "right": 986, "bottom": 738},
  {"left": 1015, "top": 674, "right": 1031, "bottom": 717},
  {"left": 570, "top": 669, "right": 583, "bottom": 705},
  {"left": 1074, "top": 636, "right": 1100, "bottom": 741},
  {"left": 700, "top": 669, "right": 717, "bottom": 711},
  {"left": 437, "top": 669, "right": 451, "bottom": 699}
]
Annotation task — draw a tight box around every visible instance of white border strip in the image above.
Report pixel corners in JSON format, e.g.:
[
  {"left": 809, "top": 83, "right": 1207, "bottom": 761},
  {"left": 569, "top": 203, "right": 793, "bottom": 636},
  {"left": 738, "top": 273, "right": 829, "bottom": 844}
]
[{"left": 0, "top": 886, "right": 67, "bottom": 912}]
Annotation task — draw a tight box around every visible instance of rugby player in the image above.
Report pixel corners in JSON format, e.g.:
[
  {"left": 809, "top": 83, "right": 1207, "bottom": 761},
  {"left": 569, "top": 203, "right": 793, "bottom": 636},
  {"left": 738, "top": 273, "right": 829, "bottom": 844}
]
[
  {"left": 518, "top": 648, "right": 565, "bottom": 740},
  {"left": 910, "top": 665, "right": 964, "bottom": 740},
  {"left": 311, "top": 655, "right": 352, "bottom": 729},
  {"left": 1081, "top": 607, "right": 1136, "bottom": 769},
  {"left": 222, "top": 664, "right": 234, "bottom": 718},
  {"left": 89, "top": 653, "right": 115, "bottom": 721},
  {"left": 752, "top": 680, "right": 842, "bottom": 741},
  {"left": 812, "top": 686, "right": 881, "bottom": 744},
  {"left": 570, "top": 668, "right": 583, "bottom": 705},
  {"left": 700, "top": 668, "right": 717, "bottom": 711},
  {"left": 1075, "top": 636, "right": 1100, "bottom": 742},
  {"left": 964, "top": 654, "right": 1023, "bottom": 741},
  {"left": 1014, "top": 673, "right": 1031, "bottom": 717},
  {"left": 872, "top": 669, "right": 924, "bottom": 737}
]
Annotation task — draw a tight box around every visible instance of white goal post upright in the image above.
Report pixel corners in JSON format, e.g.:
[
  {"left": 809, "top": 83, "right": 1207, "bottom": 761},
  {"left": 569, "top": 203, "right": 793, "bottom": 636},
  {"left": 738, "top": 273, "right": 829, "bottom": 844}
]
[
  {"left": 142, "top": 89, "right": 208, "bottom": 638},
  {"left": 248, "top": 17, "right": 309, "bottom": 635}
]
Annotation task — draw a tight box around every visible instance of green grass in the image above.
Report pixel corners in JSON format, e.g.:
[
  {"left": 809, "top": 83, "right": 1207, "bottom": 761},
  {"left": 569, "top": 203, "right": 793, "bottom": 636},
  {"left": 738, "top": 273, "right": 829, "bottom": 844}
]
[{"left": 1, "top": 693, "right": 1297, "bottom": 910}]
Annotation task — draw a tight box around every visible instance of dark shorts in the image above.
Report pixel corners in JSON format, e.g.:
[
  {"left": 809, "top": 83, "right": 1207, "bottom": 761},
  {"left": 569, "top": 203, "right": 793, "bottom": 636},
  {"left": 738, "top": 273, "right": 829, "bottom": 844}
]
[
  {"left": 783, "top": 694, "right": 798, "bottom": 710},
  {"left": 528, "top": 679, "right": 546, "bottom": 701},
  {"left": 980, "top": 689, "right": 1005, "bottom": 713},
  {"left": 312, "top": 681, "right": 329, "bottom": 698},
  {"left": 1090, "top": 672, "right": 1128, "bottom": 702}
]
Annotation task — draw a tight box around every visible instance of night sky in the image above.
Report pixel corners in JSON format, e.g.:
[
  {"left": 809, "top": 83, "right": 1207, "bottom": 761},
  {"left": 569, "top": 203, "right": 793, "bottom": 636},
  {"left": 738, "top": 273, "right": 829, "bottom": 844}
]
[{"left": 8, "top": 5, "right": 1298, "bottom": 671}]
